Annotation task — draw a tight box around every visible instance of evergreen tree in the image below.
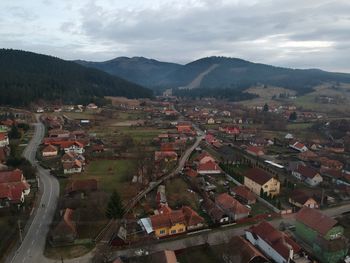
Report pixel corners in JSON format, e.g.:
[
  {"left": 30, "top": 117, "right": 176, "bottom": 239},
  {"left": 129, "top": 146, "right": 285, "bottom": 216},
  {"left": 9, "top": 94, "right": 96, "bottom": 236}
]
[
  {"left": 9, "top": 125, "right": 21, "bottom": 139},
  {"left": 106, "top": 190, "right": 124, "bottom": 219},
  {"left": 289, "top": 111, "right": 297, "bottom": 121},
  {"left": 263, "top": 103, "right": 269, "bottom": 112}
]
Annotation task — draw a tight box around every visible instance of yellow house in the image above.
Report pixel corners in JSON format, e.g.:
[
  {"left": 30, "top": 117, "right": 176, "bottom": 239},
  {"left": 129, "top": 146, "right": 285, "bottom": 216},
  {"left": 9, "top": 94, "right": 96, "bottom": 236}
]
[
  {"left": 149, "top": 206, "right": 204, "bottom": 238},
  {"left": 243, "top": 168, "right": 280, "bottom": 197}
]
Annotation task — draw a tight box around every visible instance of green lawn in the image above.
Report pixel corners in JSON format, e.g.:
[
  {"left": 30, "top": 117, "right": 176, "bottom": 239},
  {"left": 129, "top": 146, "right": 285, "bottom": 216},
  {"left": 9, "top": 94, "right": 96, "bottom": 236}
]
[
  {"left": 68, "top": 159, "right": 138, "bottom": 200},
  {"left": 250, "top": 202, "right": 273, "bottom": 216}
]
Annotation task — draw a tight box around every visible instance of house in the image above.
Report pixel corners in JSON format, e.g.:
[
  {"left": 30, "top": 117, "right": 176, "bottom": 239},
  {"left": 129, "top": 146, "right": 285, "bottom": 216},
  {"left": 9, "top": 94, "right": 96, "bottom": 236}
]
[
  {"left": 215, "top": 193, "right": 250, "bottom": 221},
  {"left": 65, "top": 179, "right": 98, "bottom": 195},
  {"left": 292, "top": 165, "right": 323, "bottom": 186},
  {"left": 154, "top": 151, "right": 178, "bottom": 162},
  {"left": 202, "top": 198, "right": 229, "bottom": 224},
  {"left": 205, "top": 134, "right": 218, "bottom": 144},
  {"left": 176, "top": 123, "right": 193, "bottom": 134},
  {"left": 48, "top": 129, "right": 70, "bottom": 138},
  {"left": 0, "top": 169, "right": 30, "bottom": 207},
  {"left": 50, "top": 208, "right": 77, "bottom": 245},
  {"left": 245, "top": 221, "right": 302, "bottom": 263},
  {"left": 61, "top": 141, "right": 85, "bottom": 154},
  {"left": 231, "top": 185, "right": 256, "bottom": 205},
  {"left": 207, "top": 117, "right": 215, "bottom": 124},
  {"left": 197, "top": 161, "right": 221, "bottom": 175},
  {"left": 284, "top": 133, "right": 294, "bottom": 140},
  {"left": 42, "top": 144, "right": 58, "bottom": 157},
  {"left": 195, "top": 152, "right": 216, "bottom": 164},
  {"left": 63, "top": 160, "right": 83, "bottom": 174},
  {"left": 185, "top": 168, "right": 198, "bottom": 178},
  {"left": 222, "top": 236, "right": 269, "bottom": 263},
  {"left": 295, "top": 207, "right": 348, "bottom": 263},
  {"left": 298, "top": 150, "right": 318, "bottom": 162},
  {"left": 318, "top": 157, "right": 343, "bottom": 170},
  {"left": 145, "top": 205, "right": 204, "bottom": 238},
  {"left": 0, "top": 132, "right": 9, "bottom": 147},
  {"left": 289, "top": 142, "right": 308, "bottom": 152},
  {"left": 243, "top": 168, "right": 280, "bottom": 197},
  {"left": 246, "top": 146, "right": 265, "bottom": 157},
  {"left": 220, "top": 126, "right": 240, "bottom": 135},
  {"left": 289, "top": 189, "right": 319, "bottom": 209},
  {"left": 61, "top": 152, "right": 85, "bottom": 165},
  {"left": 86, "top": 103, "right": 98, "bottom": 110}
]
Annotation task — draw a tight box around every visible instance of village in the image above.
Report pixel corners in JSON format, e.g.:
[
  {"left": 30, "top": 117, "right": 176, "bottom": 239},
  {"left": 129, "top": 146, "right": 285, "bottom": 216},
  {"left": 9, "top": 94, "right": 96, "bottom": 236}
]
[{"left": 1, "top": 95, "right": 350, "bottom": 263}]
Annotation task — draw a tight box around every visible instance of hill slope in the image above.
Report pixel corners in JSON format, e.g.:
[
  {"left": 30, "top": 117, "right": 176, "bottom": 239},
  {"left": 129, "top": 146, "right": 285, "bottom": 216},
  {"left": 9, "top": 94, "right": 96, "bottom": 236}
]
[
  {"left": 77, "top": 56, "right": 350, "bottom": 96},
  {"left": 76, "top": 57, "right": 181, "bottom": 88},
  {"left": 0, "top": 49, "right": 152, "bottom": 106}
]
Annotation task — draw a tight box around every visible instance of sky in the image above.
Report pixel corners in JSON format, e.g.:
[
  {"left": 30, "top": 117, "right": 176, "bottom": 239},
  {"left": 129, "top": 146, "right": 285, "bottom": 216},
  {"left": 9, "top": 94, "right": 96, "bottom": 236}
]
[{"left": 1, "top": 0, "right": 350, "bottom": 72}]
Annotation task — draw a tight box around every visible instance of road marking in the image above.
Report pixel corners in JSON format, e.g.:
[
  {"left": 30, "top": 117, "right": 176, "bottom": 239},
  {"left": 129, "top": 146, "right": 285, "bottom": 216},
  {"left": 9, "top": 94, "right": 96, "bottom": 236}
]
[
  {"left": 22, "top": 258, "right": 25, "bottom": 263},
  {"left": 31, "top": 240, "right": 34, "bottom": 245},
  {"left": 27, "top": 248, "right": 30, "bottom": 254}
]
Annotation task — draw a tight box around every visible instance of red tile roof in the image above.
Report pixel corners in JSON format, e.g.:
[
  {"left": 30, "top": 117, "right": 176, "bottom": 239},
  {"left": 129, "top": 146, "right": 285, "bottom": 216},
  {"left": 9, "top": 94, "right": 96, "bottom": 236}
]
[
  {"left": 248, "top": 221, "right": 301, "bottom": 260},
  {"left": 182, "top": 206, "right": 204, "bottom": 226},
  {"left": 244, "top": 168, "right": 272, "bottom": 185},
  {"left": 185, "top": 168, "right": 198, "bottom": 178},
  {"left": 296, "top": 165, "right": 319, "bottom": 179},
  {"left": 215, "top": 193, "right": 250, "bottom": 215},
  {"left": 231, "top": 185, "right": 256, "bottom": 202},
  {"left": 0, "top": 169, "right": 23, "bottom": 183},
  {"left": 0, "top": 132, "right": 8, "bottom": 141},
  {"left": 197, "top": 161, "right": 221, "bottom": 172},
  {"left": 246, "top": 146, "right": 264, "bottom": 156},
  {"left": 43, "top": 144, "right": 58, "bottom": 153},
  {"left": 296, "top": 207, "right": 337, "bottom": 235}
]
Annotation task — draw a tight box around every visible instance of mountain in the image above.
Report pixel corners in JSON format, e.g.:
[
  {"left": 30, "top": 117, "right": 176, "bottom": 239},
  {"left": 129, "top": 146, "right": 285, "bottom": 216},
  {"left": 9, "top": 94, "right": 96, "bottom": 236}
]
[
  {"left": 77, "top": 56, "right": 350, "bottom": 97},
  {"left": 0, "top": 49, "right": 152, "bottom": 106},
  {"left": 76, "top": 57, "right": 181, "bottom": 89}
]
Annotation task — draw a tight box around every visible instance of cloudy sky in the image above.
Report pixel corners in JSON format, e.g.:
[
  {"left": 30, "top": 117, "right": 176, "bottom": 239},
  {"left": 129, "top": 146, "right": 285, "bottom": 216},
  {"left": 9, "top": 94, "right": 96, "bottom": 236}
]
[{"left": 1, "top": 0, "right": 350, "bottom": 72}]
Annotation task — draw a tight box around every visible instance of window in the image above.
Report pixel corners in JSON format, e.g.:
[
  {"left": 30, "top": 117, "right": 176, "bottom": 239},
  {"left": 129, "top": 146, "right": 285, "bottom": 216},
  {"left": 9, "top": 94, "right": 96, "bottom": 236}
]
[
  {"left": 178, "top": 228, "right": 184, "bottom": 232},
  {"left": 159, "top": 230, "right": 165, "bottom": 235},
  {"left": 171, "top": 230, "right": 177, "bottom": 234}
]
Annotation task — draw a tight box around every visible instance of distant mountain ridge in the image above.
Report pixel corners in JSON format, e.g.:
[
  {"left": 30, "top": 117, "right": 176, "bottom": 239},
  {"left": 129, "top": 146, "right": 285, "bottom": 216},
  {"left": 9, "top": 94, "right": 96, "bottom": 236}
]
[
  {"left": 76, "top": 56, "right": 181, "bottom": 89},
  {"left": 77, "top": 56, "right": 350, "bottom": 95},
  {"left": 0, "top": 49, "right": 152, "bottom": 106}
]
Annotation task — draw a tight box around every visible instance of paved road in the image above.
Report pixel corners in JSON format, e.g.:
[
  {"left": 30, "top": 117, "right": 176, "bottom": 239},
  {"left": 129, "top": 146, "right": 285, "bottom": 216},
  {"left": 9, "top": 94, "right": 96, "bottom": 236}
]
[{"left": 10, "top": 119, "right": 60, "bottom": 263}]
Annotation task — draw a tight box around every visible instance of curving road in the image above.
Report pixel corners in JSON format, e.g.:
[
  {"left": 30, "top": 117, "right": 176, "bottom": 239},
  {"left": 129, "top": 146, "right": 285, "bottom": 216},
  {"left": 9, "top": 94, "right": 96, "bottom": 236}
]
[{"left": 10, "top": 118, "right": 60, "bottom": 263}]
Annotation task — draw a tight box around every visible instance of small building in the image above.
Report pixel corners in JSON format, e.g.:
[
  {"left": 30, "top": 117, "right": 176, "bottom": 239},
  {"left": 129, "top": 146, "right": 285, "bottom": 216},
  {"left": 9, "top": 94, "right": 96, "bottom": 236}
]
[
  {"left": 144, "top": 205, "right": 204, "bottom": 238},
  {"left": 289, "top": 142, "right": 308, "bottom": 152},
  {"left": 61, "top": 141, "right": 85, "bottom": 154},
  {"left": 42, "top": 144, "right": 58, "bottom": 157},
  {"left": 154, "top": 151, "right": 178, "bottom": 162},
  {"left": 207, "top": 117, "right": 215, "bottom": 124},
  {"left": 65, "top": 179, "right": 98, "bottom": 195},
  {"left": 195, "top": 152, "right": 216, "bottom": 164},
  {"left": 86, "top": 103, "right": 98, "bottom": 110},
  {"left": 243, "top": 168, "right": 280, "bottom": 197},
  {"left": 295, "top": 207, "right": 348, "bottom": 263},
  {"left": 0, "top": 132, "right": 9, "bottom": 147},
  {"left": 318, "top": 157, "right": 343, "bottom": 171},
  {"left": 63, "top": 160, "right": 83, "bottom": 174},
  {"left": 292, "top": 165, "right": 323, "bottom": 186},
  {"left": 215, "top": 193, "right": 250, "bottom": 221},
  {"left": 231, "top": 185, "right": 256, "bottom": 205},
  {"left": 246, "top": 146, "right": 265, "bottom": 157},
  {"left": 50, "top": 208, "right": 77, "bottom": 245},
  {"left": 202, "top": 198, "right": 229, "bottom": 224},
  {"left": 223, "top": 236, "right": 269, "bottom": 263},
  {"left": 197, "top": 160, "right": 221, "bottom": 175},
  {"left": 245, "top": 221, "right": 302, "bottom": 263},
  {"left": 289, "top": 189, "right": 319, "bottom": 209}
]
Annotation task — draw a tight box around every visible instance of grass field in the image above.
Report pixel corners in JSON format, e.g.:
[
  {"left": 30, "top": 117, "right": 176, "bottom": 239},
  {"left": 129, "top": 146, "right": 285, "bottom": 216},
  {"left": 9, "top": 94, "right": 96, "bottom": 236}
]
[
  {"left": 166, "top": 178, "right": 200, "bottom": 210},
  {"left": 69, "top": 159, "right": 138, "bottom": 198}
]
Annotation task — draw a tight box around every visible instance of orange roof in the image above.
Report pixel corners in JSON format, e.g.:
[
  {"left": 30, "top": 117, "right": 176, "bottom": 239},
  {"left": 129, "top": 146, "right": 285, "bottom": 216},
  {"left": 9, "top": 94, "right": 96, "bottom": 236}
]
[
  {"left": 215, "top": 193, "right": 250, "bottom": 215},
  {"left": 43, "top": 144, "right": 58, "bottom": 153},
  {"left": 0, "top": 132, "right": 8, "bottom": 141},
  {"left": 0, "top": 169, "right": 23, "bottom": 184},
  {"left": 231, "top": 185, "right": 256, "bottom": 202},
  {"left": 197, "top": 160, "right": 221, "bottom": 172}
]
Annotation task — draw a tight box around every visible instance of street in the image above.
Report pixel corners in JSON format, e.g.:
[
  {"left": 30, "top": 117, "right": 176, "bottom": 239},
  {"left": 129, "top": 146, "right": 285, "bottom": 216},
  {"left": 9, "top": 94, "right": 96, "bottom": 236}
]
[{"left": 9, "top": 120, "right": 60, "bottom": 263}]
